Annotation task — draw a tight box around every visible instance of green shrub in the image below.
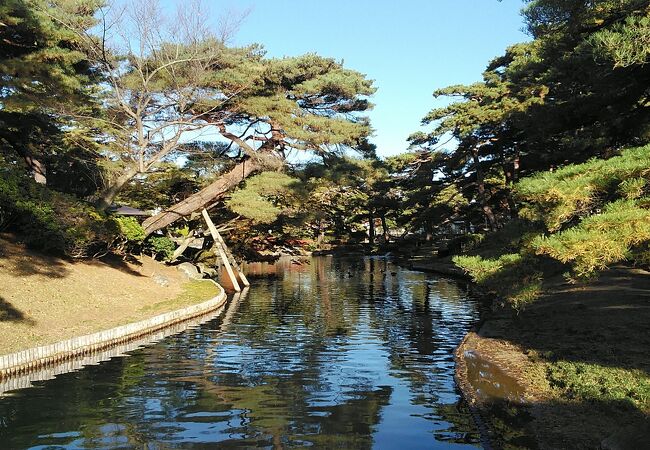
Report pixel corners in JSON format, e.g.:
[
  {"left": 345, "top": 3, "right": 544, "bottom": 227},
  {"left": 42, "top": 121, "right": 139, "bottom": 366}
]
[
  {"left": 147, "top": 236, "right": 176, "bottom": 261},
  {"left": 0, "top": 168, "right": 119, "bottom": 257},
  {"left": 115, "top": 216, "right": 146, "bottom": 242}
]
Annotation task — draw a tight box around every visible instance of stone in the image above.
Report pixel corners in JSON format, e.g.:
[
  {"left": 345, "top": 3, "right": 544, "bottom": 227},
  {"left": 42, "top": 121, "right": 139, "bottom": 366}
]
[
  {"left": 196, "top": 262, "right": 218, "bottom": 278},
  {"left": 151, "top": 274, "right": 170, "bottom": 287},
  {"left": 177, "top": 262, "right": 201, "bottom": 280}
]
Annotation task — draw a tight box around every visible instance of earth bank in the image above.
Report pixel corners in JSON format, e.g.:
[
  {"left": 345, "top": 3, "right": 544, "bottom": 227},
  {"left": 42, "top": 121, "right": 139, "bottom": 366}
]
[
  {"left": 450, "top": 265, "right": 650, "bottom": 449},
  {"left": 0, "top": 234, "right": 220, "bottom": 355}
]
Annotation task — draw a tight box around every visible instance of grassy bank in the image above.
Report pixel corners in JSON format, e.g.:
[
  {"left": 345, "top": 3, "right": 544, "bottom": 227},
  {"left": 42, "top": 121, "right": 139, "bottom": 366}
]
[
  {"left": 455, "top": 265, "right": 650, "bottom": 449},
  {"left": 0, "top": 235, "right": 220, "bottom": 355}
]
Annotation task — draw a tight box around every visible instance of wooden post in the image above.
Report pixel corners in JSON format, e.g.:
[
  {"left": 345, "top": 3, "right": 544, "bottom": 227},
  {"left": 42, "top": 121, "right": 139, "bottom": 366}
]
[
  {"left": 211, "top": 230, "right": 250, "bottom": 287},
  {"left": 171, "top": 229, "right": 196, "bottom": 261},
  {"left": 200, "top": 210, "right": 250, "bottom": 287},
  {"left": 202, "top": 209, "right": 241, "bottom": 292}
]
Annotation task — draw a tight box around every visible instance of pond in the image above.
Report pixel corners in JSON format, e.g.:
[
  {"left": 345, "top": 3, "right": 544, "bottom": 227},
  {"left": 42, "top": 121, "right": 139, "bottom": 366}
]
[{"left": 0, "top": 257, "right": 482, "bottom": 449}]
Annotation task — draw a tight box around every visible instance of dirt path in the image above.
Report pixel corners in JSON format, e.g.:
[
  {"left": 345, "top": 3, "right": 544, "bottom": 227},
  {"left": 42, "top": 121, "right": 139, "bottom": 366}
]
[{"left": 0, "top": 234, "right": 219, "bottom": 355}]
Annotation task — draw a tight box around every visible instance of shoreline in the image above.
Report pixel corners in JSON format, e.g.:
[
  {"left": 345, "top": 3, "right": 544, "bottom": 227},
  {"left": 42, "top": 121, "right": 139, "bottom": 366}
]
[
  {"left": 395, "top": 256, "right": 502, "bottom": 447},
  {"left": 0, "top": 234, "right": 228, "bottom": 385},
  {"left": 0, "top": 234, "right": 223, "bottom": 355},
  {"left": 0, "top": 282, "right": 231, "bottom": 394},
  {"left": 0, "top": 279, "right": 227, "bottom": 382},
  {"left": 408, "top": 258, "right": 650, "bottom": 449}
]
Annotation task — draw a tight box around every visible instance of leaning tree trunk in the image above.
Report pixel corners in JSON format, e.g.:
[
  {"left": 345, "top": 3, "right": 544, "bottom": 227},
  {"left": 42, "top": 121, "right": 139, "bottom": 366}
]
[{"left": 142, "top": 158, "right": 260, "bottom": 236}]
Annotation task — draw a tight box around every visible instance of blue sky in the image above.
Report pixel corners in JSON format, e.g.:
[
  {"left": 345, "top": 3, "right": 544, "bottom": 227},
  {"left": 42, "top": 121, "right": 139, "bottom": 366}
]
[{"left": 225, "top": 0, "right": 530, "bottom": 157}]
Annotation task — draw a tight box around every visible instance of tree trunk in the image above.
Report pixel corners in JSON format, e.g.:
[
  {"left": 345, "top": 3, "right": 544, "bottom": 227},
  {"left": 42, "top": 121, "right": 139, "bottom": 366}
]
[
  {"left": 142, "top": 158, "right": 260, "bottom": 236},
  {"left": 502, "top": 150, "right": 521, "bottom": 219},
  {"left": 23, "top": 155, "right": 47, "bottom": 185},
  {"left": 95, "top": 166, "right": 139, "bottom": 211},
  {"left": 380, "top": 214, "right": 389, "bottom": 242},
  {"left": 472, "top": 149, "right": 498, "bottom": 231},
  {"left": 316, "top": 219, "right": 325, "bottom": 247},
  {"left": 368, "top": 213, "right": 375, "bottom": 244}
]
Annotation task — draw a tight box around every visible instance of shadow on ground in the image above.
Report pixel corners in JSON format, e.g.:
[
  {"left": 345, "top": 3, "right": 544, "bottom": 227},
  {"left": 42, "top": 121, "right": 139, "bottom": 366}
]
[
  {"left": 0, "top": 234, "right": 147, "bottom": 279},
  {"left": 474, "top": 265, "right": 650, "bottom": 449},
  {"left": 0, "top": 236, "right": 69, "bottom": 278},
  {"left": 482, "top": 396, "right": 650, "bottom": 450},
  {"left": 0, "top": 296, "right": 35, "bottom": 325},
  {"left": 483, "top": 266, "right": 650, "bottom": 374},
  {"left": 86, "top": 253, "right": 146, "bottom": 278}
]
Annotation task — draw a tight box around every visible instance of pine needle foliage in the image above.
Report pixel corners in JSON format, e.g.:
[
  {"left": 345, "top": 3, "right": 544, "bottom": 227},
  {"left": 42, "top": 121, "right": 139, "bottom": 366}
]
[
  {"left": 516, "top": 145, "right": 650, "bottom": 231},
  {"left": 226, "top": 172, "right": 299, "bottom": 224},
  {"left": 533, "top": 199, "right": 650, "bottom": 277},
  {"left": 454, "top": 144, "right": 650, "bottom": 309}
]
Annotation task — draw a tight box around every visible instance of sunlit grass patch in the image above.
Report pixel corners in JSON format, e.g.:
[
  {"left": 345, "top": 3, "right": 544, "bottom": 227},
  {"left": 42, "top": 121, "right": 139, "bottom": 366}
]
[
  {"left": 139, "top": 280, "right": 221, "bottom": 314},
  {"left": 453, "top": 252, "right": 548, "bottom": 311},
  {"left": 546, "top": 361, "right": 650, "bottom": 410}
]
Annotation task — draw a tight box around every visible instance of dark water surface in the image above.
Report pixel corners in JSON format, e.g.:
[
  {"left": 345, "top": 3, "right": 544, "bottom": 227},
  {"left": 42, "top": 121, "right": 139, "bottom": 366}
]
[{"left": 0, "top": 257, "right": 482, "bottom": 449}]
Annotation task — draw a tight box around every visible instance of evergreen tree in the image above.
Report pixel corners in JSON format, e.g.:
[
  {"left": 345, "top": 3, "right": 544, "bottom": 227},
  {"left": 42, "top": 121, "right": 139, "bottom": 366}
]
[
  {"left": 142, "top": 54, "right": 375, "bottom": 235},
  {"left": 410, "top": 0, "right": 650, "bottom": 233},
  {"left": 0, "top": 0, "right": 102, "bottom": 187}
]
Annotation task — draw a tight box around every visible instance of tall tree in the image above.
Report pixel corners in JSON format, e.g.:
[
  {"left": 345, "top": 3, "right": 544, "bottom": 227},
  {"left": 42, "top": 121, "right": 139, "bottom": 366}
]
[
  {"left": 410, "top": 0, "right": 650, "bottom": 233},
  {"left": 45, "top": 0, "right": 260, "bottom": 209},
  {"left": 142, "top": 54, "right": 376, "bottom": 235},
  {"left": 0, "top": 0, "right": 101, "bottom": 186}
]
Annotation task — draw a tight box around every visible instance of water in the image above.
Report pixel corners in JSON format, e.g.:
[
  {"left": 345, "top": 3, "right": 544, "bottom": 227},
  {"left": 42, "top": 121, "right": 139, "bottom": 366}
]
[
  {"left": 463, "top": 351, "right": 526, "bottom": 404},
  {"left": 0, "top": 257, "right": 482, "bottom": 449}
]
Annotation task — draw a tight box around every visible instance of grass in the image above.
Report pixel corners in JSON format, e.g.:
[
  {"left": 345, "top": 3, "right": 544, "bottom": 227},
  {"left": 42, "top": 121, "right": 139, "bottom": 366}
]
[
  {"left": 0, "top": 235, "right": 223, "bottom": 355},
  {"left": 137, "top": 280, "right": 221, "bottom": 315},
  {"left": 468, "top": 265, "right": 650, "bottom": 448},
  {"left": 545, "top": 361, "right": 650, "bottom": 409}
]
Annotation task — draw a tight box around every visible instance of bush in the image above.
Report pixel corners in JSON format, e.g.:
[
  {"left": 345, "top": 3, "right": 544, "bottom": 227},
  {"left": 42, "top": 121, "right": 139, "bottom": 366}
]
[
  {"left": 109, "top": 216, "right": 148, "bottom": 255},
  {"left": 115, "top": 216, "right": 146, "bottom": 242},
  {"left": 0, "top": 168, "right": 119, "bottom": 257},
  {"left": 147, "top": 236, "right": 176, "bottom": 261}
]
